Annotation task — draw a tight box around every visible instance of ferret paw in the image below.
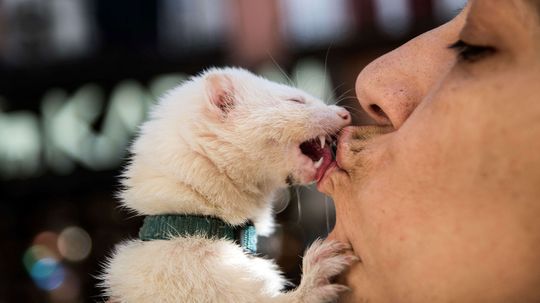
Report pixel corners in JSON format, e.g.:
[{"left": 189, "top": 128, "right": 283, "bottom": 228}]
[{"left": 295, "top": 239, "right": 356, "bottom": 303}]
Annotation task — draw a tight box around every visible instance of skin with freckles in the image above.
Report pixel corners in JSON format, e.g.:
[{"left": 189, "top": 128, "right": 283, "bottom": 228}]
[{"left": 319, "top": 0, "right": 540, "bottom": 302}]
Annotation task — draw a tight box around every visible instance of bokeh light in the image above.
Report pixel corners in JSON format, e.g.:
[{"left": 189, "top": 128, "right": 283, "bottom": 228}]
[
  {"left": 33, "top": 231, "right": 61, "bottom": 256},
  {"left": 57, "top": 226, "right": 92, "bottom": 262},
  {"left": 23, "top": 227, "right": 87, "bottom": 299},
  {"left": 23, "top": 246, "right": 64, "bottom": 290},
  {"left": 30, "top": 258, "right": 66, "bottom": 291}
]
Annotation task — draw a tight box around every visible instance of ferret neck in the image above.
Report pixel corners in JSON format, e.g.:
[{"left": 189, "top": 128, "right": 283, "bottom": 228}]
[{"left": 138, "top": 214, "right": 257, "bottom": 254}]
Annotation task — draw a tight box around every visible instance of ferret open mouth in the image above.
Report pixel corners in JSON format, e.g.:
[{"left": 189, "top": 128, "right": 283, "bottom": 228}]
[{"left": 300, "top": 135, "right": 335, "bottom": 182}]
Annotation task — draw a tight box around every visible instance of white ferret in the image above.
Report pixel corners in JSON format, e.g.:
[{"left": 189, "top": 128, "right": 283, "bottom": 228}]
[{"left": 101, "top": 67, "right": 354, "bottom": 303}]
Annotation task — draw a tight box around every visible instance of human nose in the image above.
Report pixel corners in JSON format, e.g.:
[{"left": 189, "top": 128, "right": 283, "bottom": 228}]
[
  {"left": 355, "top": 51, "right": 423, "bottom": 128},
  {"left": 355, "top": 19, "right": 463, "bottom": 128}
]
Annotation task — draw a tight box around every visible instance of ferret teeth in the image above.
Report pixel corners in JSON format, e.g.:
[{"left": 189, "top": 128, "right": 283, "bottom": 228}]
[
  {"left": 319, "top": 135, "right": 325, "bottom": 149},
  {"left": 314, "top": 157, "right": 324, "bottom": 168}
]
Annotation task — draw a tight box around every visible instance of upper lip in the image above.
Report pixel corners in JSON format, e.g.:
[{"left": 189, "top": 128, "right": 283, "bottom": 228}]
[{"left": 335, "top": 125, "right": 393, "bottom": 168}]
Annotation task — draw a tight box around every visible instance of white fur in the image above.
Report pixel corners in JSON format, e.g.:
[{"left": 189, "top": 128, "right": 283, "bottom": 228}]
[{"left": 101, "top": 67, "right": 352, "bottom": 302}]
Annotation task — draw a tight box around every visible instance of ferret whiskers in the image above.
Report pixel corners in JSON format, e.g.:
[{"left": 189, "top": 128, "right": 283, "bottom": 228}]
[
  {"left": 324, "top": 196, "right": 331, "bottom": 235},
  {"left": 295, "top": 186, "right": 302, "bottom": 225},
  {"left": 267, "top": 51, "right": 294, "bottom": 86}
]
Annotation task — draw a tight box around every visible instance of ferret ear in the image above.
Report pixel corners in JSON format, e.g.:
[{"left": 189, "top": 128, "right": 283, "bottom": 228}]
[{"left": 206, "top": 73, "right": 235, "bottom": 115}]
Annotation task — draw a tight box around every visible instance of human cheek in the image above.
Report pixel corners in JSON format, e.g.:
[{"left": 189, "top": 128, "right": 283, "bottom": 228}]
[
  {"left": 368, "top": 68, "right": 540, "bottom": 301},
  {"left": 345, "top": 78, "right": 493, "bottom": 298}
]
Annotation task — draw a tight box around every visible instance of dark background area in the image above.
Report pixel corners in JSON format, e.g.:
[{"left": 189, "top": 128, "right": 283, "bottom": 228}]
[{"left": 0, "top": 0, "right": 465, "bottom": 302}]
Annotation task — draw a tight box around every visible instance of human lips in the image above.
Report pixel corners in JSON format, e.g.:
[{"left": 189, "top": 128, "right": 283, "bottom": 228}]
[{"left": 317, "top": 125, "right": 394, "bottom": 185}]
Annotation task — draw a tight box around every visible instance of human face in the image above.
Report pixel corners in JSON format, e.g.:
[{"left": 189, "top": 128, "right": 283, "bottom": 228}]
[{"left": 319, "top": 1, "right": 540, "bottom": 302}]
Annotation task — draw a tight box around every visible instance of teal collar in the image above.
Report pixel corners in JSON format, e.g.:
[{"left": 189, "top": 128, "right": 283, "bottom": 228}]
[{"left": 139, "top": 214, "right": 257, "bottom": 254}]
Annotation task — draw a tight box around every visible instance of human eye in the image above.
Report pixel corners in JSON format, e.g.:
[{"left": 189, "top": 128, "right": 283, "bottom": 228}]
[{"left": 448, "top": 40, "right": 496, "bottom": 63}]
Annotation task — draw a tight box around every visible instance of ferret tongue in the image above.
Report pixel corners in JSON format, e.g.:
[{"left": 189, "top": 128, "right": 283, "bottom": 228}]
[{"left": 315, "top": 146, "right": 333, "bottom": 182}]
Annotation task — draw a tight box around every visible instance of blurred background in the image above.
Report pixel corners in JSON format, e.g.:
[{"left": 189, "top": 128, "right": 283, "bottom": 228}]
[{"left": 0, "top": 0, "right": 466, "bottom": 302}]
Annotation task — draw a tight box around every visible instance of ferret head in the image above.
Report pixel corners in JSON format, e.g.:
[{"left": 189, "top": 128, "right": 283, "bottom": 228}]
[
  {"left": 122, "top": 67, "right": 350, "bottom": 218},
  {"left": 197, "top": 67, "right": 351, "bottom": 185}
]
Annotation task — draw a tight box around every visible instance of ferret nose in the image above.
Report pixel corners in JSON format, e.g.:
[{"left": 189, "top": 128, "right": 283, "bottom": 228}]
[{"left": 337, "top": 109, "right": 351, "bottom": 122}]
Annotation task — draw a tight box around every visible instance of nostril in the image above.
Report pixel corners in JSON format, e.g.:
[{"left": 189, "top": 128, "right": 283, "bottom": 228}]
[
  {"left": 370, "top": 104, "right": 386, "bottom": 118},
  {"left": 338, "top": 111, "right": 351, "bottom": 121},
  {"left": 370, "top": 104, "right": 383, "bottom": 115}
]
